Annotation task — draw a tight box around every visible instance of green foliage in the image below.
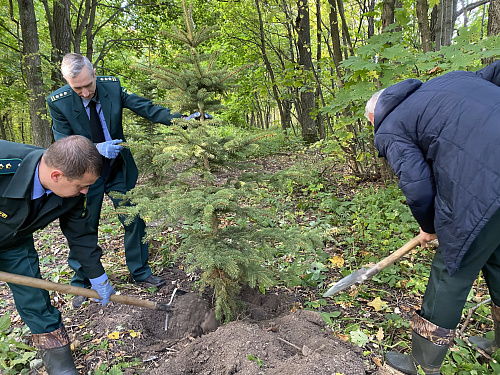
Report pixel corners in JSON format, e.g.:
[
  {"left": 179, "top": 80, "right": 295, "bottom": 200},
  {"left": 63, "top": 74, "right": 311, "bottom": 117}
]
[
  {"left": 320, "top": 28, "right": 500, "bottom": 178},
  {"left": 0, "top": 313, "right": 35, "bottom": 374},
  {"left": 247, "top": 354, "right": 265, "bottom": 368},
  {"left": 121, "top": 4, "right": 323, "bottom": 321},
  {"left": 441, "top": 339, "right": 500, "bottom": 374}
]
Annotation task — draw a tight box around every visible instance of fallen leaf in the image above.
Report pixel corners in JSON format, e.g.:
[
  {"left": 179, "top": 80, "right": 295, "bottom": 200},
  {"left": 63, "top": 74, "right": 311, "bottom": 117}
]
[
  {"left": 373, "top": 356, "right": 383, "bottom": 367},
  {"left": 376, "top": 327, "right": 384, "bottom": 341},
  {"left": 367, "top": 297, "right": 387, "bottom": 311},
  {"left": 337, "top": 333, "right": 349, "bottom": 342},
  {"left": 107, "top": 331, "right": 120, "bottom": 340},
  {"left": 329, "top": 255, "right": 344, "bottom": 268},
  {"left": 129, "top": 330, "right": 141, "bottom": 338}
]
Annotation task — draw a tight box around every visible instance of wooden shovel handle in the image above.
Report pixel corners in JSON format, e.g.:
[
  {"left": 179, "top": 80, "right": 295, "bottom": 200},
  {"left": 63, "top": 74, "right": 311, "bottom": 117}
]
[
  {"left": 373, "top": 236, "right": 421, "bottom": 272},
  {"left": 0, "top": 271, "right": 158, "bottom": 310}
]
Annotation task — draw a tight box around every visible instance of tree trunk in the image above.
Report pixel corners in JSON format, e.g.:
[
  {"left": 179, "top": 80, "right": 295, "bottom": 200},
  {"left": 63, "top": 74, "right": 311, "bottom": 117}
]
[
  {"left": 17, "top": 0, "right": 52, "bottom": 147},
  {"left": 296, "top": 0, "right": 318, "bottom": 143},
  {"left": 367, "top": 0, "right": 375, "bottom": 38},
  {"left": 381, "top": 0, "right": 395, "bottom": 30},
  {"left": 435, "top": 0, "right": 456, "bottom": 49},
  {"left": 315, "top": 0, "right": 325, "bottom": 140},
  {"left": 328, "top": 0, "right": 344, "bottom": 81},
  {"left": 51, "top": 0, "right": 72, "bottom": 88},
  {"left": 416, "top": 0, "right": 433, "bottom": 52},
  {"left": 0, "top": 114, "right": 7, "bottom": 140},
  {"left": 255, "top": 0, "right": 288, "bottom": 134},
  {"left": 488, "top": 0, "right": 500, "bottom": 35}
]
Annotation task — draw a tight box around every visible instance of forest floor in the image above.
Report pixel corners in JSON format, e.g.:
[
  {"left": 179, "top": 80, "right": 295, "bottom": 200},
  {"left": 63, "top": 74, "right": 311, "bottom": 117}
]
[{"left": 0, "top": 150, "right": 493, "bottom": 375}]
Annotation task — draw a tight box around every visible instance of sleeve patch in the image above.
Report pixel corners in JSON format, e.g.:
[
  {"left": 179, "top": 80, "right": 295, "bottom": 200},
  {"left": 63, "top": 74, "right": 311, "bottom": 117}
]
[{"left": 122, "top": 87, "right": 134, "bottom": 95}]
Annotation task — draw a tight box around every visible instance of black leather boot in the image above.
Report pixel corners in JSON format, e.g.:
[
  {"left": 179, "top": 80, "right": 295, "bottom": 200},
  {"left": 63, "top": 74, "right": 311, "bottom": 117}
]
[
  {"left": 385, "top": 312, "right": 454, "bottom": 375},
  {"left": 32, "top": 326, "right": 79, "bottom": 375},
  {"left": 469, "top": 303, "right": 500, "bottom": 354}
]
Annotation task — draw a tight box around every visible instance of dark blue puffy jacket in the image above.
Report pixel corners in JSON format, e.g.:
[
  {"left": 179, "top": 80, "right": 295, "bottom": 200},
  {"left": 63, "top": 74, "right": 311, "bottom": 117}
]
[{"left": 374, "top": 60, "right": 500, "bottom": 275}]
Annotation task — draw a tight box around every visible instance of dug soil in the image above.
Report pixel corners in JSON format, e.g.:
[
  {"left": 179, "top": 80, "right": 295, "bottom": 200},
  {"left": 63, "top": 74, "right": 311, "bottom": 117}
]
[{"left": 67, "top": 281, "right": 366, "bottom": 375}]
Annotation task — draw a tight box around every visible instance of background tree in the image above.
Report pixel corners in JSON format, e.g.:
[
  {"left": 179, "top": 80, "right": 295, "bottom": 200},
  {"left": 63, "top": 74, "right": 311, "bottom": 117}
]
[{"left": 17, "top": 0, "right": 51, "bottom": 147}]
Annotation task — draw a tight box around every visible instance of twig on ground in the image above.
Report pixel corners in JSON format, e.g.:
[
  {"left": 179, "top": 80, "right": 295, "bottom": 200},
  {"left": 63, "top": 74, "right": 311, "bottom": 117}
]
[
  {"left": 459, "top": 298, "right": 492, "bottom": 335},
  {"left": 277, "top": 337, "right": 301, "bottom": 352},
  {"left": 456, "top": 330, "right": 495, "bottom": 362}
]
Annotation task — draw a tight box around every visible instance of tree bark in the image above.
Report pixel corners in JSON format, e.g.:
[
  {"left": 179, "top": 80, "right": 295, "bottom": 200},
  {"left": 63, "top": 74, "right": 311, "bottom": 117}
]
[
  {"left": 0, "top": 115, "right": 7, "bottom": 140},
  {"left": 435, "top": 0, "right": 457, "bottom": 49},
  {"left": 254, "top": 0, "right": 288, "bottom": 134},
  {"left": 296, "top": 0, "right": 318, "bottom": 143},
  {"left": 17, "top": 0, "right": 52, "bottom": 147},
  {"left": 328, "top": 0, "right": 344, "bottom": 78},
  {"left": 488, "top": 0, "right": 500, "bottom": 36},
  {"left": 381, "top": 0, "right": 395, "bottom": 31},
  {"left": 416, "top": 0, "right": 433, "bottom": 52}
]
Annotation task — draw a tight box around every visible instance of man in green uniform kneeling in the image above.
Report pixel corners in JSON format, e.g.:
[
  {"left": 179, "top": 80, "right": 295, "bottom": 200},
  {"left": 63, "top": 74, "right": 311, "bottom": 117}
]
[{"left": 0, "top": 135, "right": 115, "bottom": 374}]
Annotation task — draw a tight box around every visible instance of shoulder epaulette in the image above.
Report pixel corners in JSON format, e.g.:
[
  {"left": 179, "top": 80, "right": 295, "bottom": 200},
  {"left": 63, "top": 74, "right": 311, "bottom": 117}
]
[
  {"left": 98, "top": 76, "right": 118, "bottom": 83},
  {"left": 0, "top": 158, "right": 22, "bottom": 174},
  {"left": 49, "top": 90, "right": 72, "bottom": 103}
]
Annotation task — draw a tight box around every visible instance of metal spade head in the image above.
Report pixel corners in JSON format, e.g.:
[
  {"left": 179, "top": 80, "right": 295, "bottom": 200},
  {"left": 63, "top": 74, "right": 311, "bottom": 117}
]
[{"left": 323, "top": 267, "right": 371, "bottom": 297}]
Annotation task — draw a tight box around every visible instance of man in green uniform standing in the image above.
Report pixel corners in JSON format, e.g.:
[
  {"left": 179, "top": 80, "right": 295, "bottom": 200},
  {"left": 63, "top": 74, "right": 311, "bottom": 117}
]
[
  {"left": 47, "top": 53, "right": 184, "bottom": 306},
  {"left": 0, "top": 135, "right": 115, "bottom": 374}
]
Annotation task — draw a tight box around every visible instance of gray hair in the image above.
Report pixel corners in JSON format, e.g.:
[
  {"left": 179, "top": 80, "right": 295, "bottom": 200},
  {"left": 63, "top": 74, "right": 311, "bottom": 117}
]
[
  {"left": 364, "top": 89, "right": 385, "bottom": 120},
  {"left": 61, "top": 53, "right": 94, "bottom": 79}
]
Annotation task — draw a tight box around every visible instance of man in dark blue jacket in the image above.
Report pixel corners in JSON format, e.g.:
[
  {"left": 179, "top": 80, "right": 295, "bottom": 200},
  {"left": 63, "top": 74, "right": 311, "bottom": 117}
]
[
  {"left": 365, "top": 60, "right": 500, "bottom": 374},
  {"left": 1, "top": 135, "right": 114, "bottom": 374},
  {"left": 46, "top": 54, "right": 186, "bottom": 306}
]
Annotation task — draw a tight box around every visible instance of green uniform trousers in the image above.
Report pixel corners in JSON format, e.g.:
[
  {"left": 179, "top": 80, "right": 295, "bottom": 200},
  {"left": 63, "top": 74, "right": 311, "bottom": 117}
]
[
  {"left": 421, "top": 208, "right": 500, "bottom": 329},
  {"left": 0, "top": 236, "right": 62, "bottom": 334},
  {"left": 68, "top": 163, "right": 151, "bottom": 287}
]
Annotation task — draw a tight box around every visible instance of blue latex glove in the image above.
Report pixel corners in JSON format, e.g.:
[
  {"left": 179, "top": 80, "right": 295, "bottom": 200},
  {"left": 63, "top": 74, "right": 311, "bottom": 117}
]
[
  {"left": 186, "top": 112, "right": 213, "bottom": 120},
  {"left": 96, "top": 139, "right": 123, "bottom": 159},
  {"left": 89, "top": 273, "right": 115, "bottom": 306}
]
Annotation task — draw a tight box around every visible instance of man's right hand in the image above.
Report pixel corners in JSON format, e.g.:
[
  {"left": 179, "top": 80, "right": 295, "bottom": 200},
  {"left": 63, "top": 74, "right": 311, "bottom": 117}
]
[
  {"left": 96, "top": 139, "right": 123, "bottom": 159},
  {"left": 418, "top": 227, "right": 437, "bottom": 248},
  {"left": 89, "top": 273, "right": 115, "bottom": 306}
]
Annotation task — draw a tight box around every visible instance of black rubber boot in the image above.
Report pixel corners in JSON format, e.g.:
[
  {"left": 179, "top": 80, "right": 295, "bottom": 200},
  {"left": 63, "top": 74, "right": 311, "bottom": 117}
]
[
  {"left": 40, "top": 344, "right": 79, "bottom": 375},
  {"left": 32, "top": 326, "right": 79, "bottom": 375},
  {"left": 385, "top": 313, "right": 454, "bottom": 375},
  {"left": 469, "top": 303, "right": 500, "bottom": 354}
]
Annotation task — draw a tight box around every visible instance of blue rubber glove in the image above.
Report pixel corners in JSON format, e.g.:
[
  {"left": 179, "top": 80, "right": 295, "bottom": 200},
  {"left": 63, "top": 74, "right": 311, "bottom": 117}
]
[
  {"left": 185, "top": 112, "right": 213, "bottom": 120},
  {"left": 89, "top": 273, "right": 115, "bottom": 306},
  {"left": 96, "top": 139, "right": 123, "bottom": 159}
]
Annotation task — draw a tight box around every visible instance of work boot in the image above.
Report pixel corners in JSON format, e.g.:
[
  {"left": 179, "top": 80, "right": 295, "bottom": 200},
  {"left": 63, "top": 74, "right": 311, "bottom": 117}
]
[
  {"left": 32, "top": 326, "right": 78, "bottom": 375},
  {"left": 72, "top": 295, "right": 88, "bottom": 309},
  {"left": 469, "top": 302, "right": 500, "bottom": 354},
  {"left": 135, "top": 274, "right": 166, "bottom": 288},
  {"left": 385, "top": 312, "right": 454, "bottom": 375}
]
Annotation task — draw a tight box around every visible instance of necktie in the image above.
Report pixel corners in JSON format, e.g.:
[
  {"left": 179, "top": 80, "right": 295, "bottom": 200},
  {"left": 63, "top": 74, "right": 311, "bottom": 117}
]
[
  {"left": 88, "top": 100, "right": 110, "bottom": 179},
  {"left": 89, "top": 100, "right": 105, "bottom": 143}
]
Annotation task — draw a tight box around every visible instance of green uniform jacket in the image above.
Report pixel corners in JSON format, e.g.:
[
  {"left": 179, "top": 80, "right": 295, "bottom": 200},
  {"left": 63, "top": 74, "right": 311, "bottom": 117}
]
[
  {"left": 0, "top": 140, "right": 105, "bottom": 278},
  {"left": 47, "top": 76, "right": 181, "bottom": 190}
]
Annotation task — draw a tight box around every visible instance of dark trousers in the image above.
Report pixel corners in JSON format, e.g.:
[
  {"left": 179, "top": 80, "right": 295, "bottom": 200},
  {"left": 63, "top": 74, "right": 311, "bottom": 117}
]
[
  {"left": 0, "top": 236, "right": 62, "bottom": 334},
  {"left": 68, "top": 163, "right": 151, "bottom": 287},
  {"left": 421, "top": 208, "right": 500, "bottom": 329}
]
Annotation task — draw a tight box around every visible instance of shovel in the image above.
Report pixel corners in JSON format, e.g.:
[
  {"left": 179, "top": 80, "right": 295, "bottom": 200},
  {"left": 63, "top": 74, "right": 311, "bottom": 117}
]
[
  {"left": 323, "top": 236, "right": 420, "bottom": 297},
  {"left": 0, "top": 270, "right": 175, "bottom": 312}
]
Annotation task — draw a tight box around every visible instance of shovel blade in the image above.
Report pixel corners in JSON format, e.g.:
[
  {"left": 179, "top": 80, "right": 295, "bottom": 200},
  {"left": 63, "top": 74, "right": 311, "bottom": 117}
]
[{"left": 323, "top": 267, "right": 370, "bottom": 297}]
